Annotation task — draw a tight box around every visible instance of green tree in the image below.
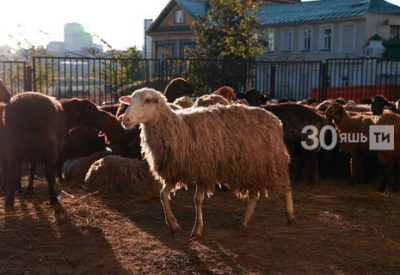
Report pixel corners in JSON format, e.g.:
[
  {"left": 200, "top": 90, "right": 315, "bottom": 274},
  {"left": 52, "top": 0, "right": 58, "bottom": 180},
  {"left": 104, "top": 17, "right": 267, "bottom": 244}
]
[
  {"left": 94, "top": 44, "right": 155, "bottom": 97},
  {"left": 186, "top": 0, "right": 264, "bottom": 92}
]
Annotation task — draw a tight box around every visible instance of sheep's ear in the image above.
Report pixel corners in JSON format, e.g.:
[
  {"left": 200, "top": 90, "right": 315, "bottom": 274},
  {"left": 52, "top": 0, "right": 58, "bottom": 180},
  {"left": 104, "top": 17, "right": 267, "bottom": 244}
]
[{"left": 119, "top": 96, "right": 131, "bottom": 105}]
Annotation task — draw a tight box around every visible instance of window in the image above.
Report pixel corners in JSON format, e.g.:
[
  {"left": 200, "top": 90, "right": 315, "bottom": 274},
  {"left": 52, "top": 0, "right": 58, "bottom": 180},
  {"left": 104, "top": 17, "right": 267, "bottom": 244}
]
[
  {"left": 283, "top": 30, "right": 293, "bottom": 51},
  {"left": 260, "top": 29, "right": 275, "bottom": 52},
  {"left": 156, "top": 41, "right": 176, "bottom": 59},
  {"left": 179, "top": 40, "right": 196, "bottom": 58},
  {"left": 390, "top": 25, "right": 400, "bottom": 40},
  {"left": 321, "top": 27, "right": 332, "bottom": 50},
  {"left": 174, "top": 10, "right": 184, "bottom": 24},
  {"left": 302, "top": 28, "right": 312, "bottom": 51},
  {"left": 267, "top": 31, "right": 275, "bottom": 51}
]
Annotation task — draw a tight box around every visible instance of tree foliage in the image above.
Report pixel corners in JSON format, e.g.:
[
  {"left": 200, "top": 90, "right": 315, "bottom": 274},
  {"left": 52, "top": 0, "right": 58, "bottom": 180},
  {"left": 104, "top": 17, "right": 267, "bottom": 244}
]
[{"left": 185, "top": 0, "right": 264, "bottom": 92}]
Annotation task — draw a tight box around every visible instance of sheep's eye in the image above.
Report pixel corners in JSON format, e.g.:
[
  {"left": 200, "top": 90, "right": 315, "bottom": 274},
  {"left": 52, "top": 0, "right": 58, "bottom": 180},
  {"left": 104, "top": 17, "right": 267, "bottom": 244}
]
[{"left": 144, "top": 98, "right": 152, "bottom": 104}]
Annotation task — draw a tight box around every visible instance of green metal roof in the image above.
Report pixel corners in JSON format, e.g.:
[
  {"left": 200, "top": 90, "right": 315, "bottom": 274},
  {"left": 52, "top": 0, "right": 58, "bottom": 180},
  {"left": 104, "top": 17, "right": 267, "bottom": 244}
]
[
  {"left": 149, "top": 25, "right": 192, "bottom": 33},
  {"left": 383, "top": 40, "right": 400, "bottom": 58},
  {"left": 148, "top": 0, "right": 400, "bottom": 34},
  {"left": 176, "top": 0, "right": 208, "bottom": 20},
  {"left": 258, "top": 0, "right": 400, "bottom": 25},
  {"left": 178, "top": 0, "right": 400, "bottom": 25},
  {"left": 369, "top": 34, "right": 385, "bottom": 41}
]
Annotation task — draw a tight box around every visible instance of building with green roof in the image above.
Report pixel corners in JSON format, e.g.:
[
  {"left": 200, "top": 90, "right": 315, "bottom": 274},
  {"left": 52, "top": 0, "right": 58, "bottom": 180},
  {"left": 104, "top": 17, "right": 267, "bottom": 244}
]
[{"left": 146, "top": 0, "right": 400, "bottom": 61}]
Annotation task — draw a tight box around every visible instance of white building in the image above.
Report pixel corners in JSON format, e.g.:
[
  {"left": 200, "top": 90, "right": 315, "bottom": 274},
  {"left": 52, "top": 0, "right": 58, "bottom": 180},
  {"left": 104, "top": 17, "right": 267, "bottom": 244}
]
[{"left": 64, "top": 23, "right": 93, "bottom": 52}]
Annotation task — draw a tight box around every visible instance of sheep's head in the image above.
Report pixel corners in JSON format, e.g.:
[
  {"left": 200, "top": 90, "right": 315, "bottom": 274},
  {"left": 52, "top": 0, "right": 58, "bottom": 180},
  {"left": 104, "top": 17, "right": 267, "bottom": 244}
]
[
  {"left": 325, "top": 102, "right": 346, "bottom": 123},
  {"left": 120, "top": 88, "right": 164, "bottom": 129},
  {"left": 213, "top": 86, "right": 236, "bottom": 103},
  {"left": 61, "top": 98, "right": 105, "bottom": 130},
  {"left": 371, "top": 95, "right": 389, "bottom": 115},
  {"left": 164, "top": 77, "right": 194, "bottom": 102}
]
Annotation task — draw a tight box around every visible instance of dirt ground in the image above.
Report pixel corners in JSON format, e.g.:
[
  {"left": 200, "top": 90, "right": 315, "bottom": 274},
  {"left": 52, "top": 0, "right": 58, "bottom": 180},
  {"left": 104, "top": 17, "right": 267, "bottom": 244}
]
[{"left": 0, "top": 176, "right": 399, "bottom": 275}]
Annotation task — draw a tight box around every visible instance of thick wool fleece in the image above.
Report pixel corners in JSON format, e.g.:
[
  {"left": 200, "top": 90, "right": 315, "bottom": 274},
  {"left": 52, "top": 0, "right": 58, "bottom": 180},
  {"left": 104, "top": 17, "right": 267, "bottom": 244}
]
[
  {"left": 139, "top": 91, "right": 291, "bottom": 197},
  {"left": 192, "top": 94, "right": 229, "bottom": 108},
  {"left": 85, "top": 155, "right": 161, "bottom": 197}
]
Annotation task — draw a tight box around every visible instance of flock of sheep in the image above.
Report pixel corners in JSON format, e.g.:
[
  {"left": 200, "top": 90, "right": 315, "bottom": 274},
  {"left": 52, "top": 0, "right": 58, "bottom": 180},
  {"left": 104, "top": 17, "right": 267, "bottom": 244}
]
[{"left": 0, "top": 77, "right": 399, "bottom": 237}]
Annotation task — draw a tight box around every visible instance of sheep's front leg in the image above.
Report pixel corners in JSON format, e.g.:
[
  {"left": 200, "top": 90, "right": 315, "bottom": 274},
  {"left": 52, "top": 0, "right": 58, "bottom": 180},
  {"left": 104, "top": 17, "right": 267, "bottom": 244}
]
[
  {"left": 350, "top": 153, "right": 361, "bottom": 185},
  {"left": 241, "top": 191, "right": 258, "bottom": 227},
  {"left": 190, "top": 185, "right": 206, "bottom": 238},
  {"left": 160, "top": 182, "right": 180, "bottom": 234},
  {"left": 284, "top": 190, "right": 295, "bottom": 225}
]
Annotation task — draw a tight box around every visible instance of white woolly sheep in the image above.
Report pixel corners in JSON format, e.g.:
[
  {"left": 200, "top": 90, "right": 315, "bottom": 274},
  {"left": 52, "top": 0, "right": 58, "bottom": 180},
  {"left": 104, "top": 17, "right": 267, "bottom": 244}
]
[
  {"left": 173, "top": 96, "right": 194, "bottom": 109},
  {"left": 84, "top": 155, "right": 161, "bottom": 197},
  {"left": 63, "top": 150, "right": 112, "bottom": 187},
  {"left": 120, "top": 88, "right": 294, "bottom": 237},
  {"left": 192, "top": 94, "right": 229, "bottom": 108}
]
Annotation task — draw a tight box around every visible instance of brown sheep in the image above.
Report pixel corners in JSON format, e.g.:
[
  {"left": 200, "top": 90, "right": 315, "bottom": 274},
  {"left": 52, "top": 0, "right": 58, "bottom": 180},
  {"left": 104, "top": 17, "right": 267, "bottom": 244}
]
[
  {"left": 213, "top": 86, "right": 236, "bottom": 103},
  {"left": 168, "top": 103, "right": 183, "bottom": 111},
  {"left": 84, "top": 155, "right": 161, "bottom": 197},
  {"left": 100, "top": 111, "right": 142, "bottom": 159},
  {"left": 55, "top": 126, "right": 107, "bottom": 181},
  {"left": 4, "top": 93, "right": 105, "bottom": 206},
  {"left": 120, "top": 88, "right": 294, "bottom": 237},
  {"left": 344, "top": 103, "right": 371, "bottom": 113},
  {"left": 63, "top": 150, "right": 113, "bottom": 186},
  {"left": 213, "top": 86, "right": 236, "bottom": 104},
  {"left": 192, "top": 94, "right": 229, "bottom": 108},
  {"left": 264, "top": 103, "right": 326, "bottom": 185},
  {"left": 0, "top": 103, "right": 22, "bottom": 206},
  {"left": 0, "top": 79, "right": 10, "bottom": 103},
  {"left": 116, "top": 103, "right": 128, "bottom": 119},
  {"left": 374, "top": 113, "right": 400, "bottom": 192},
  {"left": 99, "top": 103, "right": 120, "bottom": 115},
  {"left": 163, "top": 77, "right": 195, "bottom": 102},
  {"left": 325, "top": 103, "right": 378, "bottom": 185},
  {"left": 172, "top": 96, "right": 194, "bottom": 109}
]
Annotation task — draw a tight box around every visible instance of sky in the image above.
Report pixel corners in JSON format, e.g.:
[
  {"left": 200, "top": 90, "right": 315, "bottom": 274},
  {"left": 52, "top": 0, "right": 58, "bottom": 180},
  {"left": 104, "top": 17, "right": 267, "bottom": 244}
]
[{"left": 0, "top": 0, "right": 399, "bottom": 51}]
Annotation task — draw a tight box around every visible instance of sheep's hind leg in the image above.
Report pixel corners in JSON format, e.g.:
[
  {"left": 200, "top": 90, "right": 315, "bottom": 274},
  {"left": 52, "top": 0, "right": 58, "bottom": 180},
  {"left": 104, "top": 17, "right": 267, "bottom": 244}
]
[
  {"left": 284, "top": 190, "right": 295, "bottom": 225},
  {"left": 25, "top": 160, "right": 36, "bottom": 195},
  {"left": 160, "top": 182, "right": 180, "bottom": 234},
  {"left": 5, "top": 164, "right": 22, "bottom": 210},
  {"left": 45, "top": 161, "right": 58, "bottom": 205},
  {"left": 241, "top": 191, "right": 258, "bottom": 228},
  {"left": 190, "top": 185, "right": 206, "bottom": 238}
]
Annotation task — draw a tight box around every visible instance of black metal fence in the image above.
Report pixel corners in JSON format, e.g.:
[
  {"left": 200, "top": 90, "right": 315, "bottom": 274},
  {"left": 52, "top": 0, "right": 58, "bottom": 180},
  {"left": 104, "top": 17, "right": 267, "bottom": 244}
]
[
  {"left": 164, "top": 58, "right": 323, "bottom": 100},
  {"left": 318, "top": 58, "right": 400, "bottom": 101},
  {"left": 1, "top": 57, "right": 400, "bottom": 103},
  {"left": 0, "top": 61, "right": 28, "bottom": 96},
  {"left": 32, "top": 57, "right": 163, "bottom": 104}
]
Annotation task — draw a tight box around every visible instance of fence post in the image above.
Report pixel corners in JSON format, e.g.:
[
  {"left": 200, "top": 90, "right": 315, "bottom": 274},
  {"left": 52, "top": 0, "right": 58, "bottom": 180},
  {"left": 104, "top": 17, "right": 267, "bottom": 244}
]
[
  {"left": 270, "top": 65, "right": 276, "bottom": 98},
  {"left": 320, "top": 62, "right": 329, "bottom": 101},
  {"left": 25, "top": 65, "right": 33, "bottom": 91}
]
